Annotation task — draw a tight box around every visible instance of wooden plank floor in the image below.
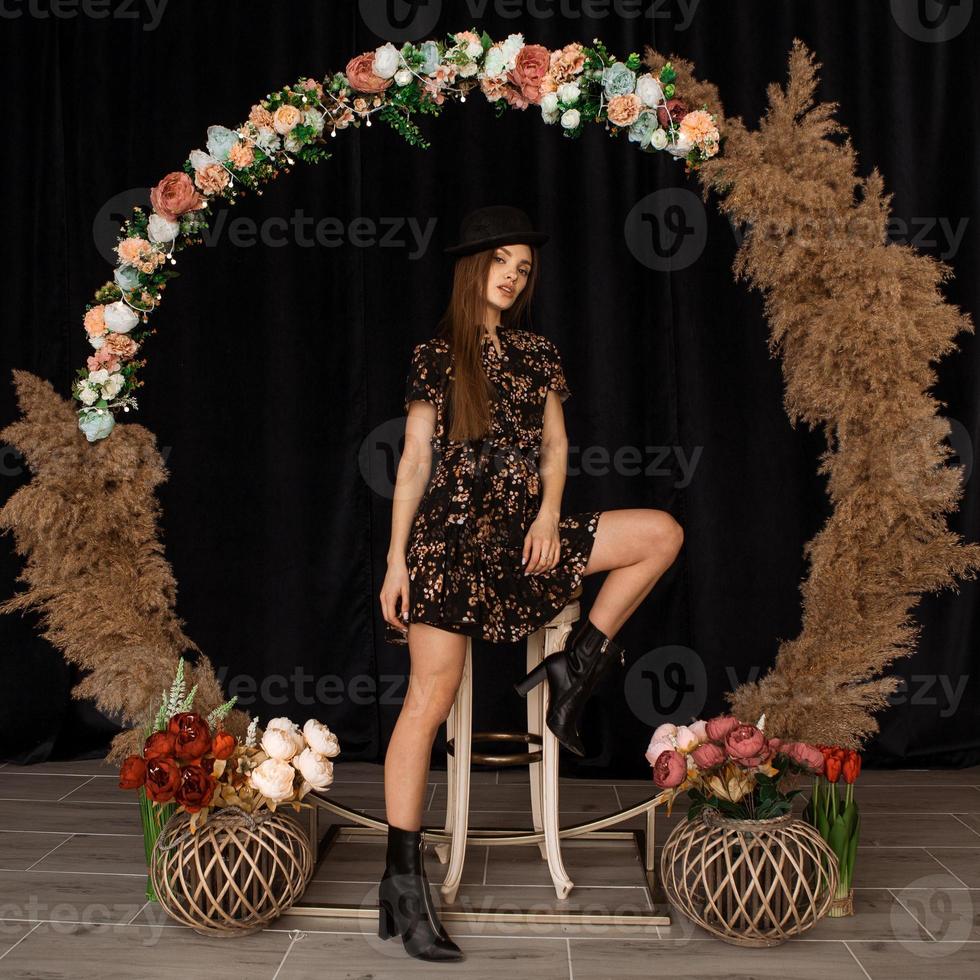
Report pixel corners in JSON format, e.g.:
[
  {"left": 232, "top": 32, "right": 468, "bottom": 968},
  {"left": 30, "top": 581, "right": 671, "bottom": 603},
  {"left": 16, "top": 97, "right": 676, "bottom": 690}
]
[{"left": 0, "top": 758, "right": 978, "bottom": 978}]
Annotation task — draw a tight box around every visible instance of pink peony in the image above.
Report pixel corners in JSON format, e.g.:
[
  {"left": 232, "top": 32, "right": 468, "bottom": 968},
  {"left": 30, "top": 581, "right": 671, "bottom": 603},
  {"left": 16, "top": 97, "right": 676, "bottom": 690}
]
[
  {"left": 345, "top": 52, "right": 393, "bottom": 94},
  {"left": 725, "top": 724, "right": 767, "bottom": 763},
  {"left": 508, "top": 44, "right": 552, "bottom": 105},
  {"left": 688, "top": 719, "right": 709, "bottom": 743},
  {"left": 150, "top": 171, "right": 205, "bottom": 222},
  {"left": 705, "top": 715, "right": 740, "bottom": 742},
  {"left": 785, "top": 742, "right": 825, "bottom": 774},
  {"left": 651, "top": 723, "right": 677, "bottom": 743},
  {"left": 652, "top": 749, "right": 687, "bottom": 789},
  {"left": 644, "top": 738, "right": 674, "bottom": 767},
  {"left": 691, "top": 742, "right": 726, "bottom": 769}
]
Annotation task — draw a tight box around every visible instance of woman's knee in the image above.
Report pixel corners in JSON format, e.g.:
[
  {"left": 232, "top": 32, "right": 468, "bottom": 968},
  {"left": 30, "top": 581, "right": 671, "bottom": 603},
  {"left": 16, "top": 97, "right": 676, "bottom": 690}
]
[
  {"left": 645, "top": 509, "right": 684, "bottom": 559},
  {"left": 404, "top": 671, "right": 459, "bottom": 728}
]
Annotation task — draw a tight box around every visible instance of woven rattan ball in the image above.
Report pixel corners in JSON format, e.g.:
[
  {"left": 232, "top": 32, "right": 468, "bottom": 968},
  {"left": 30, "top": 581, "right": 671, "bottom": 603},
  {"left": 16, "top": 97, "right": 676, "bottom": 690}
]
[
  {"left": 150, "top": 808, "right": 313, "bottom": 936},
  {"left": 660, "top": 810, "right": 839, "bottom": 947}
]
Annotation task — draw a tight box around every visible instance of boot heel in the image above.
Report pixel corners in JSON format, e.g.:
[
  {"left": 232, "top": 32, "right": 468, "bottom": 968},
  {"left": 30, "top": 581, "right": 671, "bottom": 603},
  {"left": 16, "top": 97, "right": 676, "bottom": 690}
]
[
  {"left": 514, "top": 661, "right": 547, "bottom": 697},
  {"left": 378, "top": 899, "right": 396, "bottom": 940}
]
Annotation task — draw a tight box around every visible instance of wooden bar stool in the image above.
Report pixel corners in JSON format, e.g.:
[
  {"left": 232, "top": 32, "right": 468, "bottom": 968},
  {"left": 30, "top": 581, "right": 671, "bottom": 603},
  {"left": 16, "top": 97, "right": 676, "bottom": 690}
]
[{"left": 433, "top": 587, "right": 583, "bottom": 902}]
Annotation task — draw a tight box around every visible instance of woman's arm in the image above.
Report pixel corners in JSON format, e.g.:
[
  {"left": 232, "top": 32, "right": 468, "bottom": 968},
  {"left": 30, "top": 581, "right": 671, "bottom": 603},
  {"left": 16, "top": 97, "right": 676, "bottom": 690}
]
[
  {"left": 387, "top": 402, "right": 436, "bottom": 563},
  {"left": 524, "top": 390, "right": 568, "bottom": 574}
]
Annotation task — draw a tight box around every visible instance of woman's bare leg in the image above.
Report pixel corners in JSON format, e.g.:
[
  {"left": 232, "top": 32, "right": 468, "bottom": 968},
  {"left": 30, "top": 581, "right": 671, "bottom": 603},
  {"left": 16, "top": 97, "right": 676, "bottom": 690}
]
[
  {"left": 581, "top": 508, "right": 683, "bottom": 638},
  {"left": 384, "top": 622, "right": 468, "bottom": 830}
]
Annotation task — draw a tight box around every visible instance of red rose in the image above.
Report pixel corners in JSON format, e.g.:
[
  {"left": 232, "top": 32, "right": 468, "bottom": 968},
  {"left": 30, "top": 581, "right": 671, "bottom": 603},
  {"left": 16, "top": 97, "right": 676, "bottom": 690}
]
[
  {"left": 118, "top": 755, "right": 147, "bottom": 790},
  {"left": 211, "top": 730, "right": 236, "bottom": 761},
  {"left": 508, "top": 44, "right": 552, "bottom": 105},
  {"left": 725, "top": 724, "right": 767, "bottom": 762},
  {"left": 842, "top": 750, "right": 861, "bottom": 784},
  {"left": 143, "top": 731, "right": 176, "bottom": 760},
  {"left": 705, "top": 715, "right": 740, "bottom": 742},
  {"left": 691, "top": 742, "right": 726, "bottom": 769},
  {"left": 168, "top": 712, "right": 211, "bottom": 761},
  {"left": 657, "top": 98, "right": 689, "bottom": 128},
  {"left": 150, "top": 171, "right": 206, "bottom": 222},
  {"left": 174, "top": 764, "right": 216, "bottom": 813},
  {"left": 652, "top": 749, "right": 687, "bottom": 788},
  {"left": 145, "top": 758, "right": 181, "bottom": 803}
]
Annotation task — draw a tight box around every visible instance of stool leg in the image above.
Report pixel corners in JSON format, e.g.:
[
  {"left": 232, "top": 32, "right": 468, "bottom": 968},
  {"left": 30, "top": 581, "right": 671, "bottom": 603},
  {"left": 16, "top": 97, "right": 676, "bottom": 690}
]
[
  {"left": 434, "top": 688, "right": 457, "bottom": 865},
  {"left": 526, "top": 626, "right": 547, "bottom": 859},
  {"left": 542, "top": 620, "right": 575, "bottom": 900},
  {"left": 439, "top": 640, "right": 472, "bottom": 904}
]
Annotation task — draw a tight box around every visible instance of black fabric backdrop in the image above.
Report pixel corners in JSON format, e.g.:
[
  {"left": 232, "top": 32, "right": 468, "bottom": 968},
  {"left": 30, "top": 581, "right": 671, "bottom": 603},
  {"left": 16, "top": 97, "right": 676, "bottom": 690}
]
[{"left": 1, "top": 1, "right": 977, "bottom": 774}]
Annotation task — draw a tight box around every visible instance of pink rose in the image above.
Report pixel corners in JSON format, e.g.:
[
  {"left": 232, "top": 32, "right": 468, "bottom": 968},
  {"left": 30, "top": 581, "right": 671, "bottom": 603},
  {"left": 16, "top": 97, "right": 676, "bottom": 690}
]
[
  {"left": 507, "top": 44, "right": 552, "bottom": 105},
  {"left": 150, "top": 171, "right": 206, "bottom": 222},
  {"left": 652, "top": 749, "right": 687, "bottom": 789},
  {"left": 705, "top": 715, "right": 740, "bottom": 742},
  {"left": 691, "top": 742, "right": 726, "bottom": 769},
  {"left": 345, "top": 52, "right": 393, "bottom": 94},
  {"left": 725, "top": 724, "right": 767, "bottom": 763},
  {"left": 786, "top": 741, "right": 825, "bottom": 774}
]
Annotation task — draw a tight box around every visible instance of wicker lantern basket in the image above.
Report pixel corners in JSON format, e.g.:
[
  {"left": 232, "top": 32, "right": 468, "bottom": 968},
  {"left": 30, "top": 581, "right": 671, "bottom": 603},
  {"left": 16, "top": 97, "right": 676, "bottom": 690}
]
[
  {"left": 149, "top": 807, "right": 314, "bottom": 936},
  {"left": 660, "top": 809, "right": 839, "bottom": 947}
]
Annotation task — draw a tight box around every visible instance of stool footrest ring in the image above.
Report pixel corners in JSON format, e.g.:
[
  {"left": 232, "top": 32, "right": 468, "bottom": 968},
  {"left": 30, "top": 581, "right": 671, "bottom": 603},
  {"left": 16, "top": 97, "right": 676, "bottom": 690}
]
[{"left": 447, "top": 730, "right": 543, "bottom": 767}]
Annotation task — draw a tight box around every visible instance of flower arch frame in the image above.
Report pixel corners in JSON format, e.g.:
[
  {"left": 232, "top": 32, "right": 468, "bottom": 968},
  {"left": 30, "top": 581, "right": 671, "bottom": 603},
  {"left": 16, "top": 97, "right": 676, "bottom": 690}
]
[{"left": 1, "top": 31, "right": 976, "bottom": 762}]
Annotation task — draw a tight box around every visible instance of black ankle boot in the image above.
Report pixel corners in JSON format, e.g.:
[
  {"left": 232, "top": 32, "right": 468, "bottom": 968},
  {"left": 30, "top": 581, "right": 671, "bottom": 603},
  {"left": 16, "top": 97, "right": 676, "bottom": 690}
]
[
  {"left": 377, "top": 824, "right": 464, "bottom": 962},
  {"left": 514, "top": 618, "right": 626, "bottom": 756}
]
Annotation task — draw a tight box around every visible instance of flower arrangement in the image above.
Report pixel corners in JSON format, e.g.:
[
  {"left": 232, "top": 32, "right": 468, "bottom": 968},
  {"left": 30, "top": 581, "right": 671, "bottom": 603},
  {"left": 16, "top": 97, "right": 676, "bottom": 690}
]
[
  {"left": 74, "top": 28, "right": 721, "bottom": 442},
  {"left": 646, "top": 713, "right": 825, "bottom": 821},
  {"left": 803, "top": 745, "right": 861, "bottom": 914},
  {"left": 117, "top": 659, "right": 341, "bottom": 832}
]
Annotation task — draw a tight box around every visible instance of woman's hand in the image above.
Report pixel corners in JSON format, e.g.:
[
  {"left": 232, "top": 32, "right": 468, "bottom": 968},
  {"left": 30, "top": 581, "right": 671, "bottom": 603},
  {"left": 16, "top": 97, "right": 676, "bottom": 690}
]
[
  {"left": 380, "top": 557, "right": 411, "bottom": 635},
  {"left": 523, "top": 509, "right": 561, "bottom": 575}
]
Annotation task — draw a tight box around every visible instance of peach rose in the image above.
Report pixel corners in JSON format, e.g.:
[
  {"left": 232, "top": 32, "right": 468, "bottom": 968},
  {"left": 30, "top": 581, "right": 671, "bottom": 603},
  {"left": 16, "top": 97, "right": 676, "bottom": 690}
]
[
  {"left": 194, "top": 162, "right": 230, "bottom": 194},
  {"left": 228, "top": 142, "right": 255, "bottom": 169},
  {"left": 345, "top": 52, "right": 393, "bottom": 94},
  {"left": 679, "top": 108, "right": 718, "bottom": 145},
  {"left": 84, "top": 305, "right": 107, "bottom": 337},
  {"left": 607, "top": 93, "right": 642, "bottom": 127},
  {"left": 272, "top": 104, "right": 302, "bottom": 135},
  {"left": 104, "top": 332, "right": 138, "bottom": 359},
  {"left": 249, "top": 104, "right": 273, "bottom": 128},
  {"left": 508, "top": 43, "right": 551, "bottom": 105},
  {"left": 150, "top": 171, "right": 206, "bottom": 222}
]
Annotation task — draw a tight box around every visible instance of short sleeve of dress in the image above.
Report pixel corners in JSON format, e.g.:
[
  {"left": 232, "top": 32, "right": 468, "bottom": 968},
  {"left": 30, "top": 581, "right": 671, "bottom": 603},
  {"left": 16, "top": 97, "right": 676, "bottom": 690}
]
[
  {"left": 404, "top": 342, "right": 442, "bottom": 414},
  {"left": 543, "top": 337, "right": 571, "bottom": 404}
]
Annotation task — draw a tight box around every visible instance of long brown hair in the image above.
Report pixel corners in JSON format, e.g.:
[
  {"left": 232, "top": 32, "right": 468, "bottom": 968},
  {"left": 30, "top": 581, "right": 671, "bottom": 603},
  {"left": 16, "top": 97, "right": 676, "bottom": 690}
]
[{"left": 435, "top": 245, "right": 540, "bottom": 442}]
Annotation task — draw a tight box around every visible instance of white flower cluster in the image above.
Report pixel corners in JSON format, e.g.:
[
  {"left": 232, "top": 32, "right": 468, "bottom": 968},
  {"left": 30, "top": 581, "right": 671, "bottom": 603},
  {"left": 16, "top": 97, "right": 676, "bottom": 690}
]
[{"left": 247, "top": 716, "right": 341, "bottom": 803}]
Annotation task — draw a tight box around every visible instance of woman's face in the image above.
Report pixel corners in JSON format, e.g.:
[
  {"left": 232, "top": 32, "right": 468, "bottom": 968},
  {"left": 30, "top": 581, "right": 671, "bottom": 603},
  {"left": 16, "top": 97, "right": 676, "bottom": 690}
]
[{"left": 485, "top": 243, "right": 532, "bottom": 319}]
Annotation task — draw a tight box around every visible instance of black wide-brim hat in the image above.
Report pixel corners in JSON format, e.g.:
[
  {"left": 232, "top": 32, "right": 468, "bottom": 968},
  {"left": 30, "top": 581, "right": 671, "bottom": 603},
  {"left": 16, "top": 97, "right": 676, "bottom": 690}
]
[{"left": 444, "top": 205, "right": 549, "bottom": 257}]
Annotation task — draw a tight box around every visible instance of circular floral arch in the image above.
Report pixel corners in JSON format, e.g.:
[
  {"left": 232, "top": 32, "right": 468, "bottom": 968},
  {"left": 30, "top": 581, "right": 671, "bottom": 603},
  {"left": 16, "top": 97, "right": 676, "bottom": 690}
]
[{"left": 1, "top": 30, "right": 976, "bottom": 762}]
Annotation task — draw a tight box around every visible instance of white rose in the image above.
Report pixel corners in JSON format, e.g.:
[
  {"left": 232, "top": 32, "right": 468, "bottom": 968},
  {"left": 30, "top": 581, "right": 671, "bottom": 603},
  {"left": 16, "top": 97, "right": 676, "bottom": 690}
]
[
  {"left": 373, "top": 42, "right": 401, "bottom": 79},
  {"left": 649, "top": 127, "right": 669, "bottom": 150},
  {"left": 293, "top": 747, "right": 334, "bottom": 791},
  {"left": 557, "top": 82, "right": 580, "bottom": 104},
  {"left": 303, "top": 719, "right": 340, "bottom": 758},
  {"left": 560, "top": 109, "right": 581, "bottom": 130},
  {"left": 540, "top": 92, "right": 559, "bottom": 114},
  {"left": 147, "top": 213, "right": 179, "bottom": 243},
  {"left": 541, "top": 108, "right": 559, "bottom": 125},
  {"left": 394, "top": 68, "right": 413, "bottom": 86},
  {"left": 78, "top": 384, "right": 99, "bottom": 405},
  {"left": 248, "top": 758, "right": 296, "bottom": 803},
  {"left": 261, "top": 726, "right": 300, "bottom": 761},
  {"left": 635, "top": 74, "right": 665, "bottom": 108},
  {"left": 102, "top": 373, "right": 125, "bottom": 399},
  {"left": 103, "top": 301, "right": 138, "bottom": 334},
  {"left": 666, "top": 130, "right": 693, "bottom": 158}
]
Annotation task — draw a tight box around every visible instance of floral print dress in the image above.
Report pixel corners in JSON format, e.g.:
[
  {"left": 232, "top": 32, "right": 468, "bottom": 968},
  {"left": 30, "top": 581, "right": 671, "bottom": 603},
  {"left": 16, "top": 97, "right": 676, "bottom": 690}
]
[{"left": 395, "top": 326, "right": 601, "bottom": 644}]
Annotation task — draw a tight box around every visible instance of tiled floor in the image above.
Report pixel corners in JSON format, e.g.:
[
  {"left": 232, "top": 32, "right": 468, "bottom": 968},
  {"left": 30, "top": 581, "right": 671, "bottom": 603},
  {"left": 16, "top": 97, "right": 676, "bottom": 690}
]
[{"left": 0, "top": 758, "right": 978, "bottom": 978}]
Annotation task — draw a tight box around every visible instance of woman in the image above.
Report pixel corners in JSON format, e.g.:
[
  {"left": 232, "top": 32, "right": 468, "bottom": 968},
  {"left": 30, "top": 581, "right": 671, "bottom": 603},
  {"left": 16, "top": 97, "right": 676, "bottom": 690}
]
[{"left": 377, "top": 205, "right": 684, "bottom": 961}]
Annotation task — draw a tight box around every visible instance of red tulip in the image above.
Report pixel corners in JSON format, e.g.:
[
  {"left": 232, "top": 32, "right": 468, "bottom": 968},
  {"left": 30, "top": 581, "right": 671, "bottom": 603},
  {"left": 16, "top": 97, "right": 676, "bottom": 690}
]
[
  {"left": 842, "top": 750, "right": 861, "bottom": 784},
  {"left": 824, "top": 755, "right": 842, "bottom": 783}
]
